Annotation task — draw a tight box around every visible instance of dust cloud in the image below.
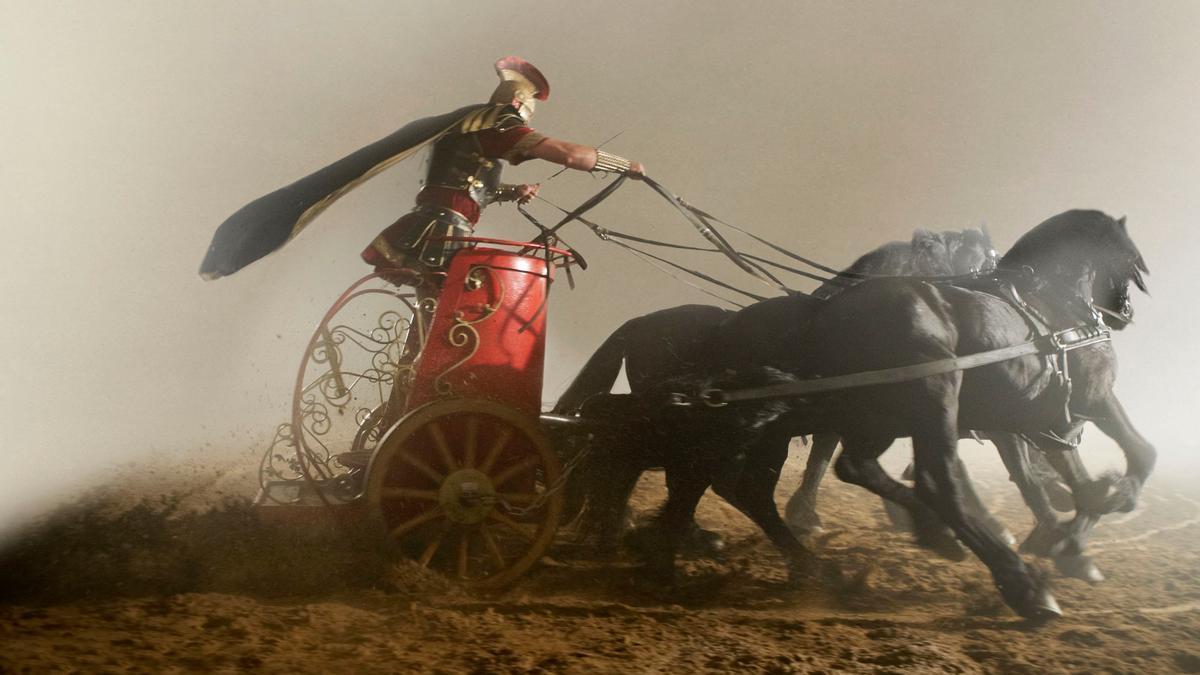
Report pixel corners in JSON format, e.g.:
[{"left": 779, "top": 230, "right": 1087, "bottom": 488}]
[{"left": 3, "top": 1, "right": 1200, "bottom": 537}]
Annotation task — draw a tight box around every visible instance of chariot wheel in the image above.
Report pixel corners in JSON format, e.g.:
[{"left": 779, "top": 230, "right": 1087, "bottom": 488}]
[{"left": 365, "top": 398, "right": 564, "bottom": 589}]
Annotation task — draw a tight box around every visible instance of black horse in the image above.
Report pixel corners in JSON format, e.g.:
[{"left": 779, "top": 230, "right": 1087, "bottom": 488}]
[
  {"left": 559, "top": 227, "right": 1110, "bottom": 582},
  {"left": 637, "top": 210, "right": 1151, "bottom": 618},
  {"left": 558, "top": 231, "right": 1040, "bottom": 541}
]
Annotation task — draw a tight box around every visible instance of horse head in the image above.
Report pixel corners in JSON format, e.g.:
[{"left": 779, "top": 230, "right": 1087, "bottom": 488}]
[
  {"left": 952, "top": 227, "right": 999, "bottom": 274},
  {"left": 1000, "top": 210, "right": 1149, "bottom": 330},
  {"left": 909, "top": 228, "right": 998, "bottom": 276}
]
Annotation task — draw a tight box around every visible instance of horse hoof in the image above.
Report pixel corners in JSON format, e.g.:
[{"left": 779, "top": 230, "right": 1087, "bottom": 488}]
[
  {"left": 1020, "top": 590, "right": 1062, "bottom": 621},
  {"left": 784, "top": 507, "right": 824, "bottom": 538},
  {"left": 997, "top": 528, "right": 1017, "bottom": 548},
  {"left": 917, "top": 529, "right": 968, "bottom": 562},
  {"left": 1055, "top": 554, "right": 1104, "bottom": 584},
  {"left": 786, "top": 521, "right": 825, "bottom": 539},
  {"left": 882, "top": 499, "right": 916, "bottom": 533},
  {"left": 692, "top": 529, "right": 726, "bottom": 556}
]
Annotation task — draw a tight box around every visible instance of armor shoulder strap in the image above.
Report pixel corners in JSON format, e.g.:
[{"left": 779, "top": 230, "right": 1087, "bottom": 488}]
[{"left": 459, "top": 104, "right": 525, "bottom": 133}]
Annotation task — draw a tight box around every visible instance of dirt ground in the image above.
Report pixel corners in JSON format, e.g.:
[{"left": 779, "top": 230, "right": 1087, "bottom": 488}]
[{"left": 2, "top": 446, "right": 1198, "bottom": 674}]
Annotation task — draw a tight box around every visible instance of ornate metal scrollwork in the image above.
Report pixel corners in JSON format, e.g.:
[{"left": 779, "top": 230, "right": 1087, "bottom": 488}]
[
  {"left": 257, "top": 276, "right": 428, "bottom": 504},
  {"left": 434, "top": 265, "right": 506, "bottom": 396}
]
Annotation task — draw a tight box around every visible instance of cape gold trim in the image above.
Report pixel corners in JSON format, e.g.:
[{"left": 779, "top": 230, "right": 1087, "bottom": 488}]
[{"left": 289, "top": 108, "right": 487, "bottom": 240}]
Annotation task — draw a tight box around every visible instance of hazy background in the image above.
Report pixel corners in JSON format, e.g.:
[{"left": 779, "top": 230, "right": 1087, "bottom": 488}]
[{"left": 3, "top": 0, "right": 1198, "bottom": 536}]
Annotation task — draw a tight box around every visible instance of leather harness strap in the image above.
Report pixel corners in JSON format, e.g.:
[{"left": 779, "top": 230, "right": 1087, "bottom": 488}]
[{"left": 687, "top": 324, "right": 1111, "bottom": 407}]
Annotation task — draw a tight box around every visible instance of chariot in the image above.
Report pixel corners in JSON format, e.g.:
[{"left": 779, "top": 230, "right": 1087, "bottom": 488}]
[{"left": 256, "top": 235, "right": 588, "bottom": 589}]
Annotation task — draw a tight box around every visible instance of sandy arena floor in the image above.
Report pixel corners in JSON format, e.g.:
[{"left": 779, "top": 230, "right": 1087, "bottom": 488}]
[{"left": 2, "top": 446, "right": 1198, "bottom": 674}]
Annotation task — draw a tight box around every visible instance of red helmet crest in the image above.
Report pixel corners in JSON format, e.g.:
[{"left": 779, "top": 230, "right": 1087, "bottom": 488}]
[{"left": 494, "top": 56, "right": 550, "bottom": 101}]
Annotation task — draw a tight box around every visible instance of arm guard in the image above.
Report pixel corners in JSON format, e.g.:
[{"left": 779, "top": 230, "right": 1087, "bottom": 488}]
[{"left": 592, "top": 149, "right": 633, "bottom": 174}]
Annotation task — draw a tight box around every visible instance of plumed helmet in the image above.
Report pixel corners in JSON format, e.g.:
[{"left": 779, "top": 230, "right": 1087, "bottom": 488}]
[
  {"left": 493, "top": 56, "right": 550, "bottom": 100},
  {"left": 490, "top": 57, "right": 549, "bottom": 121}
]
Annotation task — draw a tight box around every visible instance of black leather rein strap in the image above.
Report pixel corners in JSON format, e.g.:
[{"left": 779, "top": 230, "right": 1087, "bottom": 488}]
[
  {"left": 641, "top": 176, "right": 796, "bottom": 295},
  {"left": 685, "top": 324, "right": 1112, "bottom": 408},
  {"left": 526, "top": 174, "right": 627, "bottom": 249}
]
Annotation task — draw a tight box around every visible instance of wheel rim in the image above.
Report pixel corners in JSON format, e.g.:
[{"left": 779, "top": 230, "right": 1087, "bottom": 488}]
[
  {"left": 257, "top": 273, "right": 425, "bottom": 504},
  {"left": 365, "top": 399, "right": 563, "bottom": 589}
]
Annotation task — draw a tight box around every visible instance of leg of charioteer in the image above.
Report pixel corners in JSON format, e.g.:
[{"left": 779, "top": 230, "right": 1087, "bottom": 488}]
[
  {"left": 784, "top": 432, "right": 840, "bottom": 536},
  {"left": 909, "top": 372, "right": 1060, "bottom": 620}
]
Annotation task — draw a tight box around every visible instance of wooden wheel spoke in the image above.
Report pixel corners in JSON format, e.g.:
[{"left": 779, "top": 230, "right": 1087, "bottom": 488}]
[
  {"left": 418, "top": 524, "right": 449, "bottom": 568},
  {"left": 463, "top": 415, "right": 480, "bottom": 468},
  {"left": 427, "top": 420, "right": 458, "bottom": 472},
  {"left": 488, "top": 510, "right": 535, "bottom": 542},
  {"left": 457, "top": 532, "right": 470, "bottom": 579},
  {"left": 480, "top": 523, "right": 507, "bottom": 569},
  {"left": 478, "top": 426, "right": 514, "bottom": 474},
  {"left": 397, "top": 448, "right": 445, "bottom": 485},
  {"left": 496, "top": 492, "right": 540, "bottom": 505},
  {"left": 490, "top": 455, "right": 541, "bottom": 490},
  {"left": 389, "top": 506, "right": 444, "bottom": 539},
  {"left": 381, "top": 487, "right": 439, "bottom": 501}
]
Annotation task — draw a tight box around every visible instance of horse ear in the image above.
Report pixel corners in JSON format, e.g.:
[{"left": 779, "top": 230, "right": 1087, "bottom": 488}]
[
  {"left": 980, "top": 222, "right": 992, "bottom": 240},
  {"left": 1117, "top": 215, "right": 1127, "bottom": 229},
  {"left": 911, "top": 229, "right": 937, "bottom": 249},
  {"left": 1132, "top": 266, "right": 1149, "bottom": 293}
]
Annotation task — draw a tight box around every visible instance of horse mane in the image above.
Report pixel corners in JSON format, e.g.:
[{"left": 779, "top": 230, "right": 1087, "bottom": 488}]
[
  {"left": 1000, "top": 210, "right": 1148, "bottom": 279},
  {"left": 841, "top": 227, "right": 992, "bottom": 277},
  {"left": 815, "top": 227, "right": 994, "bottom": 299}
]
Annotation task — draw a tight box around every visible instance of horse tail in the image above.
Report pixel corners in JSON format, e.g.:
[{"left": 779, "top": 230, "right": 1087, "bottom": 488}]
[{"left": 552, "top": 324, "right": 630, "bottom": 414}]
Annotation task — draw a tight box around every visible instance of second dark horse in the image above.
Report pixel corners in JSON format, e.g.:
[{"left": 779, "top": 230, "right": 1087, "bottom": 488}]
[{"left": 563, "top": 213, "right": 1153, "bottom": 618}]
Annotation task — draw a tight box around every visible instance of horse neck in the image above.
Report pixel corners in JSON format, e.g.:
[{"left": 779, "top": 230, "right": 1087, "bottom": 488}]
[{"left": 1000, "top": 264, "right": 1100, "bottom": 329}]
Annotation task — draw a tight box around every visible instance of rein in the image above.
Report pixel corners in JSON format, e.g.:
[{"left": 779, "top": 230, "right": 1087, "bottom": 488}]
[
  {"left": 674, "top": 323, "right": 1112, "bottom": 408},
  {"left": 641, "top": 176, "right": 796, "bottom": 295},
  {"left": 525, "top": 174, "right": 1001, "bottom": 303}
]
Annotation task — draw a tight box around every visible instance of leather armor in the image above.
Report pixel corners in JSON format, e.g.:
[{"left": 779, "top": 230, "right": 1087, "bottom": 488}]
[{"left": 422, "top": 105, "right": 525, "bottom": 207}]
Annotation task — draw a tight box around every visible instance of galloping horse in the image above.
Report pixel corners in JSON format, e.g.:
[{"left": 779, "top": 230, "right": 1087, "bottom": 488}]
[
  {"left": 638, "top": 210, "right": 1151, "bottom": 618},
  {"left": 557, "top": 230, "right": 1041, "bottom": 546}
]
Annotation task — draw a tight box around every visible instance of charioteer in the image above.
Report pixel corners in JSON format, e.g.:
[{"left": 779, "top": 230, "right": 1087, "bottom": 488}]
[{"left": 199, "top": 56, "right": 644, "bottom": 283}]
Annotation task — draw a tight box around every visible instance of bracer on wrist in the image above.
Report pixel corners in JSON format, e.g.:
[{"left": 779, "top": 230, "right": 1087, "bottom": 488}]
[{"left": 592, "top": 149, "right": 633, "bottom": 174}]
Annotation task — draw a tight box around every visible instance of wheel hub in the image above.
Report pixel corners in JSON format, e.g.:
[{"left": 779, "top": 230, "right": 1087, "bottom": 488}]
[{"left": 439, "top": 468, "right": 495, "bottom": 524}]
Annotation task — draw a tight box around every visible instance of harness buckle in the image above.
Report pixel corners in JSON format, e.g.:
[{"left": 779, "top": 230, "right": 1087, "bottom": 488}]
[{"left": 700, "top": 388, "right": 729, "bottom": 408}]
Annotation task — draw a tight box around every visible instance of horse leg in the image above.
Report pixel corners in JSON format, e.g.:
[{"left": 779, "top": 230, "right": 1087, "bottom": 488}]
[
  {"left": 952, "top": 455, "right": 1016, "bottom": 547},
  {"left": 721, "top": 432, "right": 818, "bottom": 583},
  {"left": 1030, "top": 449, "right": 1075, "bottom": 513},
  {"left": 910, "top": 377, "right": 1059, "bottom": 619},
  {"left": 996, "top": 434, "right": 1060, "bottom": 554},
  {"left": 994, "top": 435, "right": 1104, "bottom": 583},
  {"left": 834, "top": 435, "right": 967, "bottom": 561},
  {"left": 638, "top": 461, "right": 711, "bottom": 582},
  {"left": 594, "top": 459, "right": 645, "bottom": 554},
  {"left": 783, "top": 432, "right": 839, "bottom": 536}
]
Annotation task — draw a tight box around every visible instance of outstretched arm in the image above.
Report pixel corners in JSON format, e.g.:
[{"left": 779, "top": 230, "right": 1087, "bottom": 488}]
[{"left": 524, "top": 137, "right": 645, "bottom": 178}]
